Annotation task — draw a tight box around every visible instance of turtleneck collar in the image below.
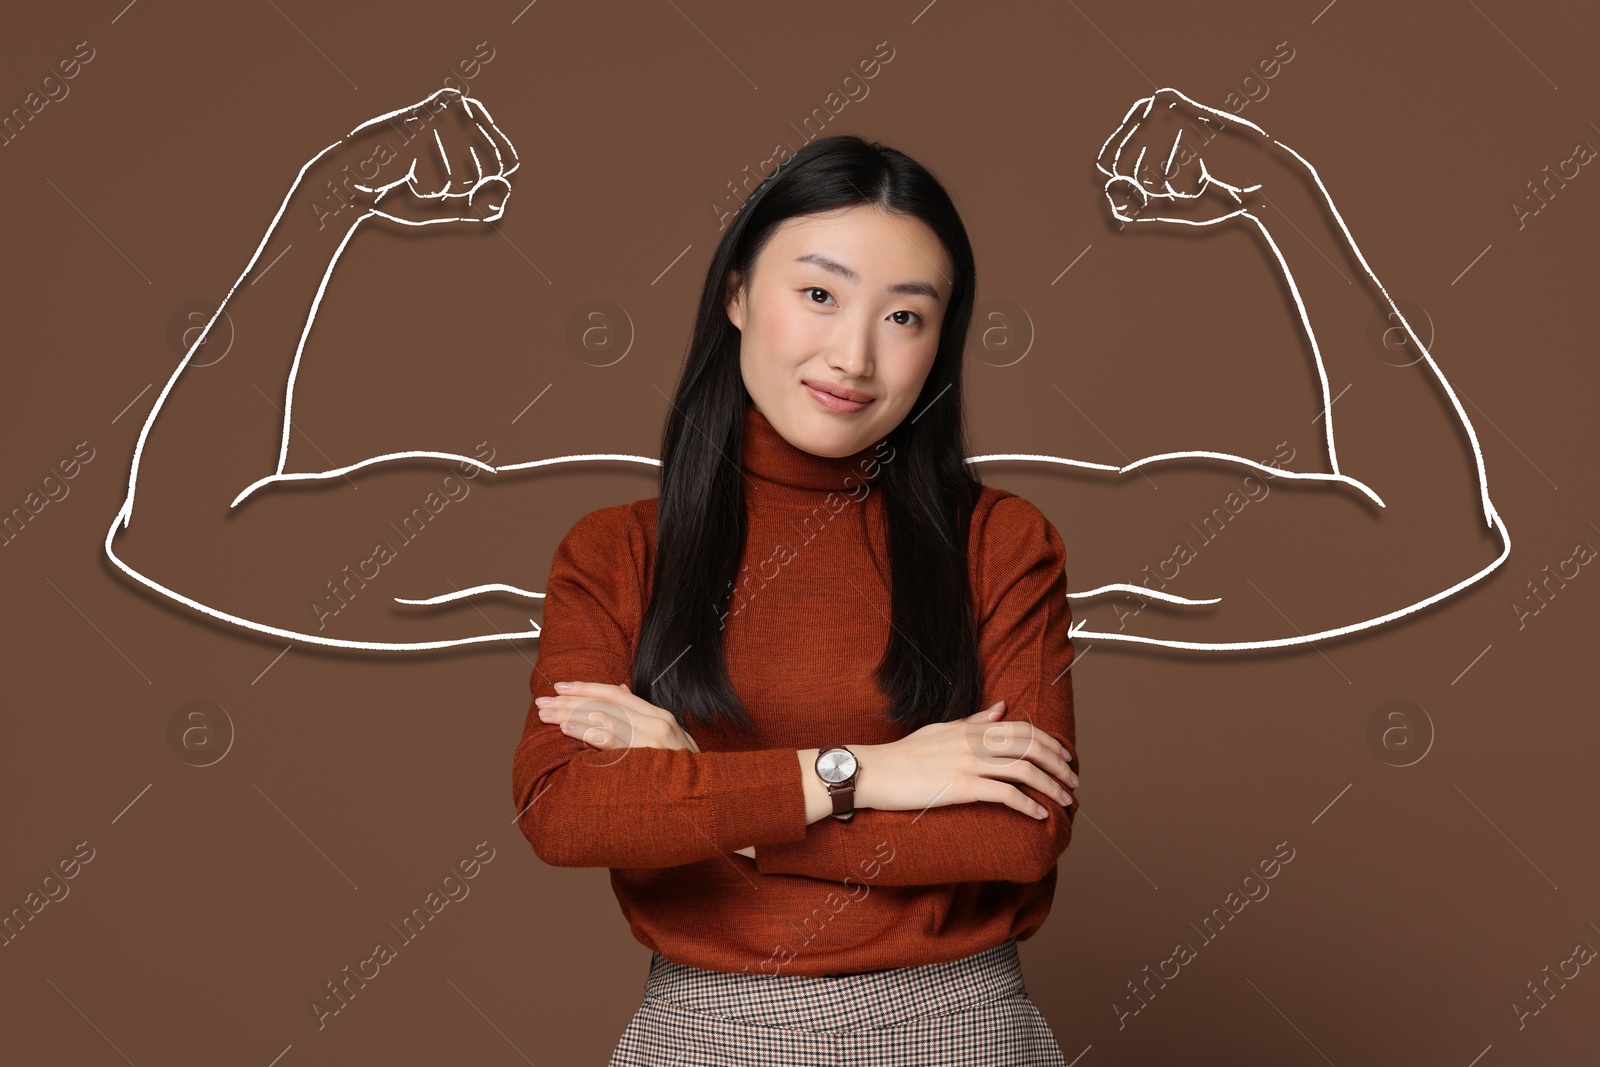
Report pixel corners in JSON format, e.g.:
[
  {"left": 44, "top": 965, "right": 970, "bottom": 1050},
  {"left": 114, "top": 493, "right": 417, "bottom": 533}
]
[{"left": 739, "top": 401, "right": 885, "bottom": 509}]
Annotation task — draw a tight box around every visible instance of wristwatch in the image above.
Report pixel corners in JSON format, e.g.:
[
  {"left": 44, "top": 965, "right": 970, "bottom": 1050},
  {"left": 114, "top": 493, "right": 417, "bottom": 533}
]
[{"left": 814, "top": 746, "right": 859, "bottom": 822}]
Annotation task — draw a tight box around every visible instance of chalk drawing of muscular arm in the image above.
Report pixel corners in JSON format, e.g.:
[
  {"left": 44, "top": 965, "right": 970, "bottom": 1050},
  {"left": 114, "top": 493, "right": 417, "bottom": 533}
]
[
  {"left": 102, "top": 88, "right": 628, "bottom": 651},
  {"left": 103, "top": 86, "right": 1509, "bottom": 653},
  {"left": 1027, "top": 88, "right": 1509, "bottom": 650}
]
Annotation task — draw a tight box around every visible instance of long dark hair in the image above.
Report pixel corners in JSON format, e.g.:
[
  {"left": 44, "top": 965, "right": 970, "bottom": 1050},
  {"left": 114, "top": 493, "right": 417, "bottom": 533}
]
[{"left": 630, "top": 134, "right": 985, "bottom": 734}]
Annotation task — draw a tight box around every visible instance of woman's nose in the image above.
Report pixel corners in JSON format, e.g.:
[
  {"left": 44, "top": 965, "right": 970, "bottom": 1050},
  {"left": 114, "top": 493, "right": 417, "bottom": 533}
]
[{"left": 826, "top": 326, "right": 874, "bottom": 377}]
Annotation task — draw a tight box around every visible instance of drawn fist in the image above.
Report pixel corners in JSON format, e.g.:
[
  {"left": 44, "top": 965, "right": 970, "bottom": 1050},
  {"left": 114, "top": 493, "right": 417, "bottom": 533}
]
[
  {"left": 1095, "top": 87, "right": 1280, "bottom": 227},
  {"left": 323, "top": 87, "right": 520, "bottom": 227}
]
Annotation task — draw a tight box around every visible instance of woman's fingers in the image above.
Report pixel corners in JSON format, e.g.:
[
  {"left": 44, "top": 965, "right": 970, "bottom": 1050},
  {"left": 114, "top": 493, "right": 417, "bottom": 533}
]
[
  {"left": 1017, "top": 761, "right": 1074, "bottom": 808},
  {"left": 974, "top": 777, "right": 1057, "bottom": 820},
  {"left": 536, "top": 682, "right": 697, "bottom": 751},
  {"left": 574, "top": 706, "right": 640, "bottom": 749},
  {"left": 561, "top": 705, "right": 654, "bottom": 751},
  {"left": 552, "top": 681, "right": 674, "bottom": 721},
  {"left": 536, "top": 692, "right": 623, "bottom": 744},
  {"left": 555, "top": 707, "right": 616, "bottom": 748},
  {"left": 964, "top": 701, "right": 1006, "bottom": 721},
  {"left": 971, "top": 721, "right": 1076, "bottom": 787},
  {"left": 971, "top": 741, "right": 1074, "bottom": 808}
]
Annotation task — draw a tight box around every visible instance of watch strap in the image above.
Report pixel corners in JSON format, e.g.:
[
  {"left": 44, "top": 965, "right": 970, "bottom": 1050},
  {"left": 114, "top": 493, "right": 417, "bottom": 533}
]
[{"left": 826, "top": 779, "right": 856, "bottom": 821}]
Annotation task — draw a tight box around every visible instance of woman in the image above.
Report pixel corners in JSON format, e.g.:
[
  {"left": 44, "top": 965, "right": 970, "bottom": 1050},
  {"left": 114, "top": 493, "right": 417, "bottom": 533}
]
[{"left": 514, "top": 133, "right": 1080, "bottom": 1065}]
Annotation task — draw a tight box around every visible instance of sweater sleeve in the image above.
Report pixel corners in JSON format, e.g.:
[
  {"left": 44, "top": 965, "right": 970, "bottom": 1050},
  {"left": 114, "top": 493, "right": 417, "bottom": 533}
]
[
  {"left": 512, "top": 505, "right": 812, "bottom": 869},
  {"left": 753, "top": 493, "right": 1077, "bottom": 887}
]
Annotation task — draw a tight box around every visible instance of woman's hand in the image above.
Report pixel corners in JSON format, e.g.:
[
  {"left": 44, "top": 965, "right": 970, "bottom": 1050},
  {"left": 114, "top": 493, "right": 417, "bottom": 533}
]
[
  {"left": 856, "top": 702, "right": 1078, "bottom": 820},
  {"left": 534, "top": 681, "right": 701, "bottom": 753},
  {"left": 1095, "top": 86, "right": 1294, "bottom": 227}
]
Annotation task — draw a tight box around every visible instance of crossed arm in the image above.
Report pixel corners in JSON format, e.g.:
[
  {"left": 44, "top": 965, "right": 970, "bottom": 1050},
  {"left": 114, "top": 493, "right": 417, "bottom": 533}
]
[{"left": 510, "top": 499, "right": 1076, "bottom": 887}]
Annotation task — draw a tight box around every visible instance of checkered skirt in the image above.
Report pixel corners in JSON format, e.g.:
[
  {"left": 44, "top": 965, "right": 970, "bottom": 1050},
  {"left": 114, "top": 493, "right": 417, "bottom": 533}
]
[{"left": 607, "top": 938, "right": 1068, "bottom": 1066}]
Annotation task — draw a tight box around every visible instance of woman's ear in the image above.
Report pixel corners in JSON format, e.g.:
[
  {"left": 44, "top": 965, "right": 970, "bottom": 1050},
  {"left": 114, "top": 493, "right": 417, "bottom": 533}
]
[{"left": 724, "top": 273, "right": 744, "bottom": 330}]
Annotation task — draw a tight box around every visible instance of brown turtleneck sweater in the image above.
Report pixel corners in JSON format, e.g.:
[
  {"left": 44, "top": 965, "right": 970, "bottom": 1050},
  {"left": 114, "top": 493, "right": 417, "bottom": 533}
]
[{"left": 512, "top": 402, "right": 1077, "bottom": 977}]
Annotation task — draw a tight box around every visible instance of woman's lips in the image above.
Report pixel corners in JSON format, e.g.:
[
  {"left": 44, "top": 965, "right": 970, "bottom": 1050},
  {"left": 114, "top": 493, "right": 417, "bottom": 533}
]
[{"left": 803, "top": 381, "right": 873, "bottom": 413}]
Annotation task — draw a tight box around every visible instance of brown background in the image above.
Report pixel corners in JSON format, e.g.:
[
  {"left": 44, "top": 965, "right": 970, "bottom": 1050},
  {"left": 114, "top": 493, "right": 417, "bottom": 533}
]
[{"left": 3, "top": 0, "right": 1597, "bottom": 1063}]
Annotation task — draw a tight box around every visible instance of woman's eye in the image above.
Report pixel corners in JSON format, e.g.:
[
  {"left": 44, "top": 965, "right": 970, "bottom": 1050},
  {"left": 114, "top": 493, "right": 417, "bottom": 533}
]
[{"left": 802, "top": 288, "right": 920, "bottom": 327}]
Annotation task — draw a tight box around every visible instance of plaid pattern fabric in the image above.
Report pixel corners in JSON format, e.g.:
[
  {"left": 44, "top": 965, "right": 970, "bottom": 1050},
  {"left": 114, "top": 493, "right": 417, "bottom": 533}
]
[{"left": 608, "top": 938, "right": 1068, "bottom": 1066}]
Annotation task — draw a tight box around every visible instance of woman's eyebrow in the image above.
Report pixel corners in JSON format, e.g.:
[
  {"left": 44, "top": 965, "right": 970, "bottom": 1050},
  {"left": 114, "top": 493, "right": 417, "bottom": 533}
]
[{"left": 793, "top": 252, "right": 942, "bottom": 303}]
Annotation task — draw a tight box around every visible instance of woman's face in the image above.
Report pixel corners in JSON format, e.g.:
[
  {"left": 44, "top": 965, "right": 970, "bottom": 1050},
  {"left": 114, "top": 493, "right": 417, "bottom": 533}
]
[{"left": 726, "top": 205, "right": 954, "bottom": 458}]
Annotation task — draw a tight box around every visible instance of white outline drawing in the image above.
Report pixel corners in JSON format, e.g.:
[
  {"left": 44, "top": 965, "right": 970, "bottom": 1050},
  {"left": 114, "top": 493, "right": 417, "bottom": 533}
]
[{"left": 103, "top": 87, "right": 1508, "bottom": 653}]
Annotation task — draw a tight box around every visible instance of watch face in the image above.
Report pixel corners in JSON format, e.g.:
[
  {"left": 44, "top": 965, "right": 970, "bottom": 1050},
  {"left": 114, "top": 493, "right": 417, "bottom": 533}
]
[{"left": 817, "top": 748, "right": 857, "bottom": 783}]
